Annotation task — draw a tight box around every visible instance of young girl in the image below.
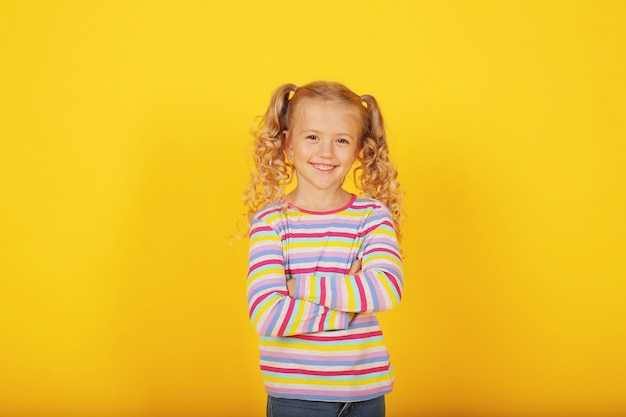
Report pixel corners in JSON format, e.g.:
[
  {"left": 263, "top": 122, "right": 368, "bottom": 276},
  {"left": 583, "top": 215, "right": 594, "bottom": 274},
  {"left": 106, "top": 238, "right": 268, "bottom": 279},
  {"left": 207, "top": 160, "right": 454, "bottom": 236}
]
[{"left": 244, "top": 81, "right": 403, "bottom": 417}]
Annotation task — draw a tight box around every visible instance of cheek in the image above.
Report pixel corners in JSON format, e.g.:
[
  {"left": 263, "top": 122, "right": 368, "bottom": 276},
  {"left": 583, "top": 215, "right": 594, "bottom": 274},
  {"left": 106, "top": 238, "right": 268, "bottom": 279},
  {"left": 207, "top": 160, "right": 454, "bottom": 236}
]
[
  {"left": 351, "top": 145, "right": 360, "bottom": 161},
  {"left": 344, "top": 150, "right": 358, "bottom": 165}
]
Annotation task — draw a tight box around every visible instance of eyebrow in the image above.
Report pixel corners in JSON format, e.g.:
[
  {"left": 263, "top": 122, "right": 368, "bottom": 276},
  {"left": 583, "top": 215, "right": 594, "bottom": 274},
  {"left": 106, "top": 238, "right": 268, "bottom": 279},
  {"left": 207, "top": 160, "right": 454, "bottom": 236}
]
[{"left": 301, "top": 129, "right": 355, "bottom": 138}]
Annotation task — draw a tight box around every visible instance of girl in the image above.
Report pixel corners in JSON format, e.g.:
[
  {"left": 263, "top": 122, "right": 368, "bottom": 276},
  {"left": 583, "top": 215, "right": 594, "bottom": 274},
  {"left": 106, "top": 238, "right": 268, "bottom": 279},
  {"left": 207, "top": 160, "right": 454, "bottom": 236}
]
[{"left": 244, "top": 81, "right": 403, "bottom": 417}]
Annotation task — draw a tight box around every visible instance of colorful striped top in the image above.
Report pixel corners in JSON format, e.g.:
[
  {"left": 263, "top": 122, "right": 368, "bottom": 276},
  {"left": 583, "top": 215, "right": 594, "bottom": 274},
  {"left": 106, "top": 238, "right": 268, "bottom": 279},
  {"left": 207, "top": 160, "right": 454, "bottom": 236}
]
[{"left": 246, "top": 195, "right": 403, "bottom": 402}]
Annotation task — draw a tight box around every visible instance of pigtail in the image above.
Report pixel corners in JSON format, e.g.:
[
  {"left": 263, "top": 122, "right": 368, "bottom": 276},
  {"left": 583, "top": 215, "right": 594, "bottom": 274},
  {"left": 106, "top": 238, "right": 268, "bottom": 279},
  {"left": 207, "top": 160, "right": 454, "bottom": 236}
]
[
  {"left": 356, "top": 94, "right": 404, "bottom": 240},
  {"left": 243, "top": 84, "right": 297, "bottom": 229},
  {"left": 265, "top": 83, "right": 298, "bottom": 138}
]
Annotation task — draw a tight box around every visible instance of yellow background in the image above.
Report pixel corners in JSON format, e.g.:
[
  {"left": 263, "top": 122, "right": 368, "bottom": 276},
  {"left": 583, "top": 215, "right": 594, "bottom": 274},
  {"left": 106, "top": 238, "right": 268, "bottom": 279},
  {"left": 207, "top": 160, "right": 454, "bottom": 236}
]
[{"left": 1, "top": 1, "right": 625, "bottom": 416}]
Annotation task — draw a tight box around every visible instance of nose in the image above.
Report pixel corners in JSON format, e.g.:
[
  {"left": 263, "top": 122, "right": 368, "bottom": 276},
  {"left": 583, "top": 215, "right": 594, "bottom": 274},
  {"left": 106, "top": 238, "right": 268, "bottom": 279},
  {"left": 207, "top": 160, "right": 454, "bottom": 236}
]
[{"left": 318, "top": 138, "right": 334, "bottom": 158}]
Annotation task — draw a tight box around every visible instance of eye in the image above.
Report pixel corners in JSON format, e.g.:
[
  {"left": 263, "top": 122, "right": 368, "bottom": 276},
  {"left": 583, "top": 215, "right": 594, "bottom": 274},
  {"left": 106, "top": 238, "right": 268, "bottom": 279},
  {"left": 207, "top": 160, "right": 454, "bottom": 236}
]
[
  {"left": 306, "top": 135, "right": 318, "bottom": 141},
  {"left": 337, "top": 138, "right": 350, "bottom": 144}
]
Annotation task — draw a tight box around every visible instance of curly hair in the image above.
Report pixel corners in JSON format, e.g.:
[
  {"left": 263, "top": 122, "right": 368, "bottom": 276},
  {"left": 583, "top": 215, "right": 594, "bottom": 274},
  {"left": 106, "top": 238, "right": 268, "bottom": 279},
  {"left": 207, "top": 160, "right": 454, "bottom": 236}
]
[{"left": 243, "top": 81, "right": 404, "bottom": 240}]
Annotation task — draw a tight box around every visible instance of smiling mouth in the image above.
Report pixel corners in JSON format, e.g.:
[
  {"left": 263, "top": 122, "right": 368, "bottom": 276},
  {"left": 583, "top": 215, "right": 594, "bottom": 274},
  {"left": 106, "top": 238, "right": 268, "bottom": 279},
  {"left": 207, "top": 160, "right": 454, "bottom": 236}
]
[{"left": 311, "top": 163, "right": 336, "bottom": 172}]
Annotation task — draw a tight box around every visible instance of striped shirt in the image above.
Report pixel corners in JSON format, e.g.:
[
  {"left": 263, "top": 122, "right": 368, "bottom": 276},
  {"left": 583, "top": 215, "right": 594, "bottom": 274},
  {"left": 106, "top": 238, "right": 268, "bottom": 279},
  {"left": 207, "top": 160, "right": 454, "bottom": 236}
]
[{"left": 246, "top": 195, "right": 403, "bottom": 402}]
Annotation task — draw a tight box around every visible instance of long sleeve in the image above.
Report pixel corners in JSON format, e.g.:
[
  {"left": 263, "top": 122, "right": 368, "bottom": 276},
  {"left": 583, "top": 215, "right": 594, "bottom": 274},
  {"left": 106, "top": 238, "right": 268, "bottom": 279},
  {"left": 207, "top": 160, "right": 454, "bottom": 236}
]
[
  {"left": 292, "top": 206, "right": 403, "bottom": 313},
  {"left": 248, "top": 197, "right": 400, "bottom": 403},
  {"left": 246, "top": 216, "right": 353, "bottom": 337}
]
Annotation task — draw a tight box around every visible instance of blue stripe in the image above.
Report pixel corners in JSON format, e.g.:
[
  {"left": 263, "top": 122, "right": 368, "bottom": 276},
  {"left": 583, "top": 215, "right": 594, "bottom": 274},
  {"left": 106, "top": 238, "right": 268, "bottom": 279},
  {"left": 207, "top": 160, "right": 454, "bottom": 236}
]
[
  {"left": 285, "top": 255, "right": 351, "bottom": 264},
  {"left": 248, "top": 282, "right": 281, "bottom": 295},
  {"left": 260, "top": 355, "right": 389, "bottom": 367},
  {"left": 263, "top": 298, "right": 282, "bottom": 332},
  {"left": 250, "top": 248, "right": 283, "bottom": 257}
]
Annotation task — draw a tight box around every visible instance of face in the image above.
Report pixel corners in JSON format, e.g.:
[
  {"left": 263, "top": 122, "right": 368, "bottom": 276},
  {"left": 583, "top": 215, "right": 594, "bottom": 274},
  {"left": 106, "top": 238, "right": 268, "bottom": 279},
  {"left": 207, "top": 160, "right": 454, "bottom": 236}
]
[{"left": 284, "top": 98, "right": 361, "bottom": 194}]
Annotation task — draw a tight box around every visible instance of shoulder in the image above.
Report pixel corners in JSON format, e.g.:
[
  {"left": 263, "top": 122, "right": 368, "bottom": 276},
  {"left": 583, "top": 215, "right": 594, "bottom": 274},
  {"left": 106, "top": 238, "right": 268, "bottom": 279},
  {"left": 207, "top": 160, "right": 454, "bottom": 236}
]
[
  {"left": 252, "top": 201, "right": 284, "bottom": 223},
  {"left": 250, "top": 201, "right": 288, "bottom": 237},
  {"left": 349, "top": 197, "right": 395, "bottom": 235},
  {"left": 350, "top": 197, "right": 392, "bottom": 217}
]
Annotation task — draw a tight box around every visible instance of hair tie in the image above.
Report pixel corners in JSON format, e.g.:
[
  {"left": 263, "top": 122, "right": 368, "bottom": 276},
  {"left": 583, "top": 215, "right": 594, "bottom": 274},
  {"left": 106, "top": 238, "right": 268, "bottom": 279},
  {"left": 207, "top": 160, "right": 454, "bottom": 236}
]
[{"left": 288, "top": 86, "right": 298, "bottom": 101}]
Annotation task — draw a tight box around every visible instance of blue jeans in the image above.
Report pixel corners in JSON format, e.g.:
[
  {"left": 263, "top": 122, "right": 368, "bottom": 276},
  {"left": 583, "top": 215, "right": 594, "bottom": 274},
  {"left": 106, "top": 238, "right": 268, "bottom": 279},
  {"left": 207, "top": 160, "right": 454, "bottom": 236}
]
[{"left": 266, "top": 395, "right": 385, "bottom": 417}]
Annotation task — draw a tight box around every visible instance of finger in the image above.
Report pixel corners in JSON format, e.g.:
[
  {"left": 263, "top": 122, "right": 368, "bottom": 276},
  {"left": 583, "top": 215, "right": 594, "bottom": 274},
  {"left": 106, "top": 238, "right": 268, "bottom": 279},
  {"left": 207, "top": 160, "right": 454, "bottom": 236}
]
[{"left": 348, "top": 259, "right": 362, "bottom": 275}]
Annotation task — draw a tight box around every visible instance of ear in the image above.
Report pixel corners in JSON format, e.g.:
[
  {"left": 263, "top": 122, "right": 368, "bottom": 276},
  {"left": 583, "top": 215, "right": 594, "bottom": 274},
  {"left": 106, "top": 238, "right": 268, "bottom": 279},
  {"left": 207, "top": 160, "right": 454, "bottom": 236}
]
[{"left": 283, "top": 130, "right": 293, "bottom": 156}]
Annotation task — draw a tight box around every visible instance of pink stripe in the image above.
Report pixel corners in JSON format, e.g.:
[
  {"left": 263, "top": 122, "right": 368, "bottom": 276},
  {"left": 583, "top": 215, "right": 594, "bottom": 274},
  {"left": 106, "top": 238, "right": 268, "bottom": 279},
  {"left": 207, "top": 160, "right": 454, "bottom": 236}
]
[
  {"left": 249, "top": 259, "right": 283, "bottom": 274},
  {"left": 249, "top": 292, "right": 271, "bottom": 316},
  {"left": 278, "top": 298, "right": 295, "bottom": 336},
  {"left": 363, "top": 246, "right": 400, "bottom": 258},
  {"left": 384, "top": 271, "right": 402, "bottom": 298},
  {"left": 350, "top": 202, "right": 380, "bottom": 210},
  {"left": 354, "top": 275, "right": 368, "bottom": 312},
  {"left": 250, "top": 224, "right": 273, "bottom": 235},
  {"left": 359, "top": 220, "right": 394, "bottom": 237},
  {"left": 289, "top": 266, "right": 346, "bottom": 274},
  {"left": 262, "top": 365, "right": 389, "bottom": 376},
  {"left": 318, "top": 308, "right": 328, "bottom": 332},
  {"left": 257, "top": 207, "right": 282, "bottom": 220},
  {"left": 292, "top": 330, "right": 382, "bottom": 341},
  {"left": 260, "top": 350, "right": 388, "bottom": 361},
  {"left": 319, "top": 276, "right": 327, "bottom": 306},
  {"left": 250, "top": 290, "right": 286, "bottom": 317},
  {"left": 285, "top": 231, "right": 357, "bottom": 239}
]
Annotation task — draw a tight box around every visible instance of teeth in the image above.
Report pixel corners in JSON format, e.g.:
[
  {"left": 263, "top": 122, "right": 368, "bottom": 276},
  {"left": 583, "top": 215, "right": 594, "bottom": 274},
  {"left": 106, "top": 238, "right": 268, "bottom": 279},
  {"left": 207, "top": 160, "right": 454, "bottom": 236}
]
[{"left": 312, "top": 164, "right": 334, "bottom": 171}]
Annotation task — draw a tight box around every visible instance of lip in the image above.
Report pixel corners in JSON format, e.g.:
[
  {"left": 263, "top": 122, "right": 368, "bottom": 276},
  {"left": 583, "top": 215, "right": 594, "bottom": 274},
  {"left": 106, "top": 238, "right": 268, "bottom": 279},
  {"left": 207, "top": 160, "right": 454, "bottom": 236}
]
[{"left": 310, "top": 162, "right": 337, "bottom": 172}]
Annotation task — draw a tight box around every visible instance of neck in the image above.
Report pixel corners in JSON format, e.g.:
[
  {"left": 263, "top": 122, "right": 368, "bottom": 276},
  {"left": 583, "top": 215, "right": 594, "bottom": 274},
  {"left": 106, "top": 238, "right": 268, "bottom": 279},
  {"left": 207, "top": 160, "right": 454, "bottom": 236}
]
[{"left": 286, "top": 187, "right": 352, "bottom": 212}]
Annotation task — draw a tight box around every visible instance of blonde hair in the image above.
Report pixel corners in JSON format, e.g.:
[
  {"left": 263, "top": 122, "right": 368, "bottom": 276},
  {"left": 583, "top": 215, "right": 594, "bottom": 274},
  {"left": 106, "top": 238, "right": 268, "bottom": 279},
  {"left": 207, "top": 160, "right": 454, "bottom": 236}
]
[{"left": 243, "top": 81, "right": 404, "bottom": 240}]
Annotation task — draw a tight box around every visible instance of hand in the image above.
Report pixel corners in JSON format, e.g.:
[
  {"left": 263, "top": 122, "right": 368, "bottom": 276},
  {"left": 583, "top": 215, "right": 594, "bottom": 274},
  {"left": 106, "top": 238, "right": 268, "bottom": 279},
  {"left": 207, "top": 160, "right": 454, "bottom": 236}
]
[
  {"left": 349, "top": 258, "right": 362, "bottom": 275},
  {"left": 286, "top": 278, "right": 296, "bottom": 297}
]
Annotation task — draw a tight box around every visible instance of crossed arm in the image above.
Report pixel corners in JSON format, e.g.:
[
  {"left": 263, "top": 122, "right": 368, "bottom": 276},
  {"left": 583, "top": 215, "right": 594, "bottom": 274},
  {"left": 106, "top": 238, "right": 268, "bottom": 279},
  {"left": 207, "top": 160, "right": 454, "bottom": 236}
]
[
  {"left": 247, "top": 210, "right": 402, "bottom": 337},
  {"left": 286, "top": 258, "right": 362, "bottom": 297}
]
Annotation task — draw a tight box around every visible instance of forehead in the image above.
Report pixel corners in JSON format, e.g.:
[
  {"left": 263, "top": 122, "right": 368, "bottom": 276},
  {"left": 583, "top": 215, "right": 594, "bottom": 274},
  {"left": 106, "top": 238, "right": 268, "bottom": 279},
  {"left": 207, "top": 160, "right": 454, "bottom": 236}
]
[{"left": 290, "top": 98, "right": 363, "bottom": 132}]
